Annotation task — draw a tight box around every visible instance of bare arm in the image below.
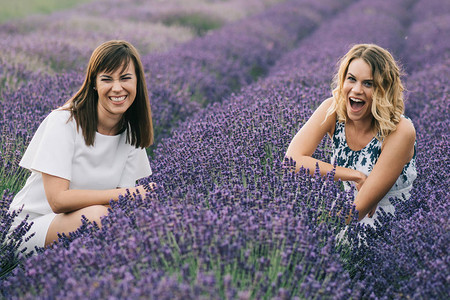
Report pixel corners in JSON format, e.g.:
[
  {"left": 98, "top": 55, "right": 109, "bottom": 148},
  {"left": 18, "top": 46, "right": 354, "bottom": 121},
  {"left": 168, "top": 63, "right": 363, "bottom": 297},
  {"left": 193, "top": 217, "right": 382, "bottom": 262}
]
[
  {"left": 285, "top": 98, "right": 366, "bottom": 185},
  {"left": 353, "top": 118, "right": 416, "bottom": 221},
  {"left": 42, "top": 173, "right": 152, "bottom": 214}
]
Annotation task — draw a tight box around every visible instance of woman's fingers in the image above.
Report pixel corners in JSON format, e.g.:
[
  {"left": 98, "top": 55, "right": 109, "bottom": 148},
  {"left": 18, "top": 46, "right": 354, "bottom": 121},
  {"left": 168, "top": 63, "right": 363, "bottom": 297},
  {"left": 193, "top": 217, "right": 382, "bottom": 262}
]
[
  {"left": 355, "top": 171, "right": 367, "bottom": 191},
  {"left": 135, "top": 182, "right": 158, "bottom": 196},
  {"left": 148, "top": 182, "right": 157, "bottom": 190}
]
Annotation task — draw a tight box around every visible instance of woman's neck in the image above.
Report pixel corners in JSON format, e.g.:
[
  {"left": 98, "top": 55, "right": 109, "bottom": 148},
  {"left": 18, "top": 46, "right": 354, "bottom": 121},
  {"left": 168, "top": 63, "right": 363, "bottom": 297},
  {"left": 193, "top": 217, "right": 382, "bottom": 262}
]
[
  {"left": 344, "top": 118, "right": 377, "bottom": 151},
  {"left": 347, "top": 118, "right": 374, "bottom": 136},
  {"left": 97, "top": 115, "right": 122, "bottom": 136}
]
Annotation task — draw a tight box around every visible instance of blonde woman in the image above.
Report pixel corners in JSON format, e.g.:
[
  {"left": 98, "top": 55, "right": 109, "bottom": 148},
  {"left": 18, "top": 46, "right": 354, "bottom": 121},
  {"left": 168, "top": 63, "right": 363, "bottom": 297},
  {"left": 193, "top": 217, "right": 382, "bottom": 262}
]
[
  {"left": 9, "top": 40, "right": 156, "bottom": 252},
  {"left": 285, "top": 44, "right": 417, "bottom": 226}
]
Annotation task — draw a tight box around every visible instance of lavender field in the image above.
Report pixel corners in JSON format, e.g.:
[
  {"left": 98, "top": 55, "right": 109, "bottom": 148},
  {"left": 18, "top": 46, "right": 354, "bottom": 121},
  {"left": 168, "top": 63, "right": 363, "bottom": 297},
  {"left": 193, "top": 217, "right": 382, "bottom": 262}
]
[{"left": 1, "top": 0, "right": 449, "bottom": 298}]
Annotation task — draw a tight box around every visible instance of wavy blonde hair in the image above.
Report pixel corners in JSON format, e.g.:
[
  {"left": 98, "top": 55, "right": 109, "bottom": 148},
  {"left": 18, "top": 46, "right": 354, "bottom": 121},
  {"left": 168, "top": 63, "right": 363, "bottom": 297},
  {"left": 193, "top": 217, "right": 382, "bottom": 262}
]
[{"left": 326, "top": 44, "right": 405, "bottom": 140}]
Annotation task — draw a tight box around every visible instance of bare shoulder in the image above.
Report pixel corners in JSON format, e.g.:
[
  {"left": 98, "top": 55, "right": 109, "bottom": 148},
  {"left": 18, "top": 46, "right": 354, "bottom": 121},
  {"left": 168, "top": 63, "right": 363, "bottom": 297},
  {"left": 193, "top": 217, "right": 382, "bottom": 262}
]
[
  {"left": 321, "top": 97, "right": 335, "bottom": 109},
  {"left": 382, "top": 117, "right": 416, "bottom": 158},
  {"left": 286, "top": 97, "right": 336, "bottom": 159},
  {"left": 313, "top": 97, "right": 335, "bottom": 120},
  {"left": 318, "top": 97, "right": 337, "bottom": 135},
  {"left": 393, "top": 117, "right": 416, "bottom": 141}
]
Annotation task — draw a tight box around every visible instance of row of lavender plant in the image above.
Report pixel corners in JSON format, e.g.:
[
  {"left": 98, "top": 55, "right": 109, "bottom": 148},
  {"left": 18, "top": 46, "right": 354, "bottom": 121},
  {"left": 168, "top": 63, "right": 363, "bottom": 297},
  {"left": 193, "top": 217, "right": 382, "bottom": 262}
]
[
  {"left": 140, "top": 0, "right": 353, "bottom": 143},
  {"left": 0, "top": 0, "right": 352, "bottom": 194},
  {"left": 149, "top": 0, "right": 412, "bottom": 200},
  {"left": 0, "top": 0, "right": 277, "bottom": 77},
  {"left": 0, "top": 0, "right": 285, "bottom": 101},
  {"left": 0, "top": 0, "right": 354, "bottom": 286},
  {"left": 74, "top": 0, "right": 282, "bottom": 35},
  {"left": 344, "top": 0, "right": 450, "bottom": 298},
  {"left": 1, "top": 173, "right": 360, "bottom": 299},
  {"left": 0, "top": 0, "right": 418, "bottom": 298}
]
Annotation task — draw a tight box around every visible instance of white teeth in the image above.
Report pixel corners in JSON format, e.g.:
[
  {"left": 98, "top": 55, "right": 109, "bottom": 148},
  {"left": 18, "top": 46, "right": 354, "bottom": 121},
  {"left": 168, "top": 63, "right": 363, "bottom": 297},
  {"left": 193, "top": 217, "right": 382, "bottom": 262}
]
[
  {"left": 350, "top": 97, "right": 363, "bottom": 102},
  {"left": 110, "top": 96, "right": 126, "bottom": 102}
]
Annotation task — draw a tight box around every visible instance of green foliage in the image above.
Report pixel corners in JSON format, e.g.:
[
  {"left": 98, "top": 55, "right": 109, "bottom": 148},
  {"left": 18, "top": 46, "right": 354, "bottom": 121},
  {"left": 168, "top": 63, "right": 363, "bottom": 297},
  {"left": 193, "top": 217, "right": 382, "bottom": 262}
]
[
  {"left": 250, "top": 65, "right": 267, "bottom": 81},
  {"left": 0, "top": 132, "right": 29, "bottom": 194},
  {"left": 0, "top": 0, "right": 93, "bottom": 23},
  {"left": 162, "top": 12, "right": 223, "bottom": 36}
]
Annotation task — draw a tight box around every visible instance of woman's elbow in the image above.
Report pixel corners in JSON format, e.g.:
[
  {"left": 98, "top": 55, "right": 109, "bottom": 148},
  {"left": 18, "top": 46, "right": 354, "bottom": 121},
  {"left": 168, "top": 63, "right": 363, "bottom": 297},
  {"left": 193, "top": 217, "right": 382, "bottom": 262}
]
[
  {"left": 47, "top": 193, "right": 66, "bottom": 214},
  {"left": 48, "top": 200, "right": 62, "bottom": 214},
  {"left": 354, "top": 202, "right": 373, "bottom": 222}
]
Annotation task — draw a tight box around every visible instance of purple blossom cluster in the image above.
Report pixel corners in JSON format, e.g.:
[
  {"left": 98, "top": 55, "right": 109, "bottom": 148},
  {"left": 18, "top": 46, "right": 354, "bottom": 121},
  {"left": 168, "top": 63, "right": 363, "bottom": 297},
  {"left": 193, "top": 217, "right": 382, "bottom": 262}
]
[
  {"left": 0, "top": 0, "right": 276, "bottom": 75},
  {"left": 1, "top": 0, "right": 449, "bottom": 298},
  {"left": 0, "top": 0, "right": 346, "bottom": 192},
  {"left": 344, "top": 0, "right": 450, "bottom": 298},
  {"left": 0, "top": 191, "right": 33, "bottom": 280},
  {"left": 1, "top": 171, "right": 359, "bottom": 299},
  {"left": 141, "top": 0, "right": 352, "bottom": 142},
  {"left": 0, "top": 0, "right": 350, "bottom": 155},
  {"left": 0, "top": 0, "right": 354, "bottom": 290}
]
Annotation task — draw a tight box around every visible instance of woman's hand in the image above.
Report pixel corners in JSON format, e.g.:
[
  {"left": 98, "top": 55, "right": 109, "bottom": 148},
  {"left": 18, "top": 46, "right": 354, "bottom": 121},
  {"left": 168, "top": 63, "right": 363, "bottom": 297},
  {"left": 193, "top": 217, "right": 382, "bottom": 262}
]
[
  {"left": 354, "top": 171, "right": 367, "bottom": 191},
  {"left": 135, "top": 182, "right": 157, "bottom": 195},
  {"left": 42, "top": 172, "right": 159, "bottom": 213},
  {"left": 147, "top": 182, "right": 157, "bottom": 191},
  {"left": 354, "top": 171, "right": 378, "bottom": 219}
]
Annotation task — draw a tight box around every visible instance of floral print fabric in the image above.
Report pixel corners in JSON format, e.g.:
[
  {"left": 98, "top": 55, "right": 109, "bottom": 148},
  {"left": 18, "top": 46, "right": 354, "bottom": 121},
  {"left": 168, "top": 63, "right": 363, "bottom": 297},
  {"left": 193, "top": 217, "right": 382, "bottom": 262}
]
[{"left": 330, "top": 117, "right": 417, "bottom": 226}]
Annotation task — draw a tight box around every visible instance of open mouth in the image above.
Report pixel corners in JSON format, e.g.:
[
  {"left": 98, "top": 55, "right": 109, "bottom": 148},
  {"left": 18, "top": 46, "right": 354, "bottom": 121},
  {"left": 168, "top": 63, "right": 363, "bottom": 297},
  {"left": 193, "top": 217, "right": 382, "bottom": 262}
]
[
  {"left": 349, "top": 97, "right": 366, "bottom": 110},
  {"left": 109, "top": 95, "right": 127, "bottom": 104}
]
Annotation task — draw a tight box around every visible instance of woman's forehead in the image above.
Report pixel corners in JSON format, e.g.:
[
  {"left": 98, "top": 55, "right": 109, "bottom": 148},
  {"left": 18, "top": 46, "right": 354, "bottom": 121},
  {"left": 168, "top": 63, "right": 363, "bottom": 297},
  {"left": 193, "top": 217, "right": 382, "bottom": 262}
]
[
  {"left": 347, "top": 58, "right": 372, "bottom": 78},
  {"left": 99, "top": 58, "right": 134, "bottom": 75}
]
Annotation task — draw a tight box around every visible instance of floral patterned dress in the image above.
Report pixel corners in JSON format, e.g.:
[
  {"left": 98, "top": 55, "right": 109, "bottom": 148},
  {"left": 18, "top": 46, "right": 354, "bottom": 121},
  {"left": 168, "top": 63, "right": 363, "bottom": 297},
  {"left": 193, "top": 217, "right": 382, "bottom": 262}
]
[{"left": 330, "top": 117, "right": 417, "bottom": 227}]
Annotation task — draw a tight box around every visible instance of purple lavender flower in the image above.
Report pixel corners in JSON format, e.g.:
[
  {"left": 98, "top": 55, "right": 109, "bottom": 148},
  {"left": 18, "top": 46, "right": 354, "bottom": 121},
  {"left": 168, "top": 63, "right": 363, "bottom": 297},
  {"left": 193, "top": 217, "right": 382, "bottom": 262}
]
[{"left": 1, "top": 0, "right": 449, "bottom": 299}]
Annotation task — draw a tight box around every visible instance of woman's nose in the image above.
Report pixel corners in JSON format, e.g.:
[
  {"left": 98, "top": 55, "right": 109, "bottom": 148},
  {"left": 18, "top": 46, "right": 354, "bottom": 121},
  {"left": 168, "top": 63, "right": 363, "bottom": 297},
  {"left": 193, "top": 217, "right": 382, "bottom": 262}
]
[
  {"left": 111, "top": 80, "right": 123, "bottom": 91},
  {"left": 352, "top": 82, "right": 363, "bottom": 93}
]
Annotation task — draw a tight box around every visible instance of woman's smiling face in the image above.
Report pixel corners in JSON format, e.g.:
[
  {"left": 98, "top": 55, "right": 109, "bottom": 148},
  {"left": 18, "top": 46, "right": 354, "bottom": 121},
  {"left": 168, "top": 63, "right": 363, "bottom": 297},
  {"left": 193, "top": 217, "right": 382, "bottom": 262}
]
[
  {"left": 96, "top": 62, "right": 137, "bottom": 121},
  {"left": 343, "top": 58, "right": 374, "bottom": 123}
]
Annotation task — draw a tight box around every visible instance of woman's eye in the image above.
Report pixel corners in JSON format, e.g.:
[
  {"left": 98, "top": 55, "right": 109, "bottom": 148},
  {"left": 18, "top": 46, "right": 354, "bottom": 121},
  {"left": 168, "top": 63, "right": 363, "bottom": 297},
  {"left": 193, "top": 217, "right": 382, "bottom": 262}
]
[
  {"left": 347, "top": 76, "right": 355, "bottom": 81},
  {"left": 121, "top": 77, "right": 132, "bottom": 80},
  {"left": 101, "top": 78, "right": 112, "bottom": 82},
  {"left": 364, "top": 81, "right": 373, "bottom": 87}
]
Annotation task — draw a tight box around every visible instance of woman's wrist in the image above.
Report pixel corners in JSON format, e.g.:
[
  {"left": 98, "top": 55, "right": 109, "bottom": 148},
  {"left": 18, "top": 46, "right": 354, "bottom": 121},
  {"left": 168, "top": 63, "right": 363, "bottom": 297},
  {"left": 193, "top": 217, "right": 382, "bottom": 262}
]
[
  {"left": 352, "top": 169, "right": 364, "bottom": 183},
  {"left": 335, "top": 166, "right": 364, "bottom": 182}
]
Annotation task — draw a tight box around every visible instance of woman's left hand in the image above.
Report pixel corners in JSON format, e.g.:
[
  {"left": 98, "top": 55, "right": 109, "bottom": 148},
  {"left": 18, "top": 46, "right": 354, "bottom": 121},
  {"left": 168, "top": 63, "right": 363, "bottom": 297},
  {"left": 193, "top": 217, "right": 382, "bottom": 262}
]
[
  {"left": 367, "top": 207, "right": 376, "bottom": 218},
  {"left": 136, "top": 182, "right": 157, "bottom": 195},
  {"left": 147, "top": 182, "right": 157, "bottom": 191},
  {"left": 354, "top": 170, "right": 367, "bottom": 191}
]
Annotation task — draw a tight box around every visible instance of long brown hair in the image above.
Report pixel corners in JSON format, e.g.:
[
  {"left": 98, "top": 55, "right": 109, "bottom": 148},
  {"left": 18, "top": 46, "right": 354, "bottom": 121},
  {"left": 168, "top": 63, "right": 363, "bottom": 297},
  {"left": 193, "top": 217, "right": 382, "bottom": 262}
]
[
  {"left": 327, "top": 44, "right": 405, "bottom": 140},
  {"left": 64, "top": 40, "right": 153, "bottom": 148}
]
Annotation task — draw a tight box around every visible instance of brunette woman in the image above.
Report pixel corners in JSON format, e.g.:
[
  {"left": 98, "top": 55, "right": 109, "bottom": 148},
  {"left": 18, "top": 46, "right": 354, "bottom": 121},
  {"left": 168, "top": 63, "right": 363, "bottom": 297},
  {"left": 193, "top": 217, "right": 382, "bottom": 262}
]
[{"left": 9, "top": 40, "right": 155, "bottom": 251}]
